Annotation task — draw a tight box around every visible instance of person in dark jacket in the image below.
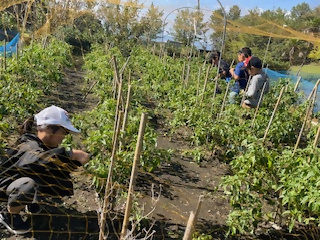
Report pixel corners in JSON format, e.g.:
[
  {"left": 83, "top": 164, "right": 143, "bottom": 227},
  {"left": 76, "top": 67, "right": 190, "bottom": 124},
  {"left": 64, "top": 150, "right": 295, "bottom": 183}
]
[
  {"left": 0, "top": 105, "right": 90, "bottom": 235},
  {"left": 208, "top": 50, "right": 232, "bottom": 80}
]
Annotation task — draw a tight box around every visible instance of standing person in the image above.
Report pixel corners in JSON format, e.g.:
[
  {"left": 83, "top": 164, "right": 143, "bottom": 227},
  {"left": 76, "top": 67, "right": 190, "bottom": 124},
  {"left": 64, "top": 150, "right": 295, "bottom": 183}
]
[
  {"left": 242, "top": 57, "right": 269, "bottom": 108},
  {"left": 0, "top": 105, "right": 90, "bottom": 235},
  {"left": 208, "top": 50, "right": 232, "bottom": 81},
  {"left": 228, "top": 47, "right": 252, "bottom": 103}
]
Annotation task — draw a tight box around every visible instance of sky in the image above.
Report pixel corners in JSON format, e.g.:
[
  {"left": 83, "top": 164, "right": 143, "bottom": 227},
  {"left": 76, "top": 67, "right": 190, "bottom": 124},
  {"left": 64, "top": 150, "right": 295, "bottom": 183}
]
[{"left": 142, "top": 0, "right": 319, "bottom": 14}]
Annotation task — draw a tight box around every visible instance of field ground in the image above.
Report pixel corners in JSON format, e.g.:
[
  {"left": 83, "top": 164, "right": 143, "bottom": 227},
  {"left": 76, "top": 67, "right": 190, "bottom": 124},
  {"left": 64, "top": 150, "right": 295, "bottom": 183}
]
[{"left": 1, "top": 56, "right": 319, "bottom": 240}]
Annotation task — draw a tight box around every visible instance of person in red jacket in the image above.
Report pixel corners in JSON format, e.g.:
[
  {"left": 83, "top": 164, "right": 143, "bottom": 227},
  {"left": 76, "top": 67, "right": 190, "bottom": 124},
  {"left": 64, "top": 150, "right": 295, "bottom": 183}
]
[{"left": 0, "top": 105, "right": 90, "bottom": 235}]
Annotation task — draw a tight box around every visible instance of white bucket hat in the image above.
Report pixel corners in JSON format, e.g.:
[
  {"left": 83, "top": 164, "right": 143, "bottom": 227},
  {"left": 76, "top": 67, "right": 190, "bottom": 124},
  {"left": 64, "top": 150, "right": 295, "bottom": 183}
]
[{"left": 34, "top": 105, "right": 80, "bottom": 133}]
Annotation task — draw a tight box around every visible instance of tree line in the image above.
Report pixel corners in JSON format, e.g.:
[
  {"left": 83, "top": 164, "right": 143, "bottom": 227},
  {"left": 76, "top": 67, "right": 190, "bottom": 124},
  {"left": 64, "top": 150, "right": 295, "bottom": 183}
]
[{"left": 0, "top": 1, "right": 319, "bottom": 68}]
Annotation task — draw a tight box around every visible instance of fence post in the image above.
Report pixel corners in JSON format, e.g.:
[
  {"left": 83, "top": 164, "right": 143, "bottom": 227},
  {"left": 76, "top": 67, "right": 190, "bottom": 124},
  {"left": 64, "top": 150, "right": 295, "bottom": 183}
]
[{"left": 120, "top": 113, "right": 148, "bottom": 239}]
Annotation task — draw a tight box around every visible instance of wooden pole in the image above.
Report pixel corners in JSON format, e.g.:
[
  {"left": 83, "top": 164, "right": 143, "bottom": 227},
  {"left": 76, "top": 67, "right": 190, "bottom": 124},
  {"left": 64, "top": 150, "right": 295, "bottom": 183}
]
[
  {"left": 262, "top": 35, "right": 272, "bottom": 68},
  {"left": 16, "top": 42, "right": 19, "bottom": 61},
  {"left": 293, "top": 89, "right": 317, "bottom": 156},
  {"left": 293, "top": 76, "right": 302, "bottom": 92},
  {"left": 83, "top": 80, "right": 99, "bottom": 100},
  {"left": 120, "top": 113, "right": 148, "bottom": 240},
  {"left": 112, "top": 79, "right": 123, "bottom": 147},
  {"left": 126, "top": 68, "right": 131, "bottom": 85},
  {"left": 113, "top": 55, "right": 121, "bottom": 83},
  {"left": 185, "top": 64, "right": 191, "bottom": 88},
  {"left": 218, "top": 81, "right": 231, "bottom": 119},
  {"left": 162, "top": 51, "right": 167, "bottom": 64},
  {"left": 4, "top": 38, "right": 6, "bottom": 71},
  {"left": 200, "top": 65, "right": 211, "bottom": 104},
  {"left": 122, "top": 85, "right": 133, "bottom": 132},
  {"left": 112, "top": 56, "right": 120, "bottom": 100},
  {"left": 262, "top": 87, "right": 285, "bottom": 142},
  {"left": 119, "top": 84, "right": 133, "bottom": 150},
  {"left": 251, "top": 82, "right": 267, "bottom": 128},
  {"left": 152, "top": 44, "right": 156, "bottom": 55},
  {"left": 181, "top": 61, "right": 186, "bottom": 87},
  {"left": 196, "top": 68, "right": 201, "bottom": 97},
  {"left": 99, "top": 110, "right": 123, "bottom": 240},
  {"left": 230, "top": 59, "right": 235, "bottom": 68},
  {"left": 120, "top": 56, "right": 131, "bottom": 77},
  {"left": 307, "top": 79, "right": 320, "bottom": 101},
  {"left": 182, "top": 196, "right": 203, "bottom": 240},
  {"left": 212, "top": 76, "right": 218, "bottom": 100},
  {"left": 313, "top": 125, "right": 320, "bottom": 148},
  {"left": 310, "top": 82, "right": 319, "bottom": 117}
]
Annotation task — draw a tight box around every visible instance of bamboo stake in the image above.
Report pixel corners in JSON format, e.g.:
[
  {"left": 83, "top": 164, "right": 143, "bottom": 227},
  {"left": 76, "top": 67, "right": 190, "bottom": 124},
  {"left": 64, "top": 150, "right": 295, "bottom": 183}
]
[
  {"left": 122, "top": 84, "right": 132, "bottom": 131},
  {"left": 119, "top": 84, "right": 133, "bottom": 150},
  {"left": 113, "top": 55, "right": 121, "bottom": 85},
  {"left": 200, "top": 65, "right": 211, "bottom": 104},
  {"left": 159, "top": 44, "right": 164, "bottom": 58},
  {"left": 112, "top": 55, "right": 120, "bottom": 100},
  {"left": 293, "top": 97, "right": 314, "bottom": 156},
  {"left": 181, "top": 61, "right": 186, "bottom": 87},
  {"left": 113, "top": 56, "right": 125, "bottom": 109},
  {"left": 112, "top": 75, "right": 117, "bottom": 99},
  {"left": 230, "top": 59, "right": 235, "bottom": 68},
  {"left": 310, "top": 82, "right": 319, "bottom": 117},
  {"left": 262, "top": 35, "right": 272, "bottom": 68},
  {"left": 293, "top": 82, "right": 320, "bottom": 155},
  {"left": 182, "top": 196, "right": 203, "bottom": 240},
  {"left": 120, "top": 113, "right": 148, "bottom": 239},
  {"left": 185, "top": 64, "right": 191, "bottom": 88},
  {"left": 212, "top": 76, "right": 218, "bottom": 100},
  {"left": 202, "top": 53, "right": 208, "bottom": 70},
  {"left": 128, "top": 68, "right": 131, "bottom": 85},
  {"left": 4, "top": 38, "right": 6, "bottom": 71},
  {"left": 99, "top": 110, "right": 123, "bottom": 240},
  {"left": 112, "top": 79, "right": 123, "bottom": 147},
  {"left": 120, "top": 56, "right": 131, "bottom": 77},
  {"left": 162, "top": 51, "right": 167, "bottom": 64},
  {"left": 16, "top": 42, "right": 19, "bottom": 61},
  {"left": 152, "top": 44, "right": 156, "bottom": 55},
  {"left": 218, "top": 81, "right": 231, "bottom": 119},
  {"left": 83, "top": 80, "right": 99, "bottom": 100},
  {"left": 307, "top": 79, "right": 320, "bottom": 101},
  {"left": 262, "top": 87, "right": 285, "bottom": 142},
  {"left": 313, "top": 125, "right": 320, "bottom": 148},
  {"left": 293, "top": 76, "right": 302, "bottom": 92},
  {"left": 251, "top": 82, "right": 267, "bottom": 128},
  {"left": 196, "top": 68, "right": 201, "bottom": 97}
]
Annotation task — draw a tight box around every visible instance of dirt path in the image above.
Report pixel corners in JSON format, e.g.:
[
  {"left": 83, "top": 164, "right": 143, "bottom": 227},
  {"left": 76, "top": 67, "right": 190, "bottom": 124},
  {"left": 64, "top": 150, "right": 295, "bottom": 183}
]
[{"left": 135, "top": 122, "right": 231, "bottom": 239}]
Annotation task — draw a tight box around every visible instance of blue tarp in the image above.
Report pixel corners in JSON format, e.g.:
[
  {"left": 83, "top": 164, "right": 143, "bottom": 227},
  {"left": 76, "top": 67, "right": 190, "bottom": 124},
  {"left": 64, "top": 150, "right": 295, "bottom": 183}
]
[
  {"left": 264, "top": 68, "right": 320, "bottom": 112},
  {"left": 0, "top": 33, "right": 20, "bottom": 57}
]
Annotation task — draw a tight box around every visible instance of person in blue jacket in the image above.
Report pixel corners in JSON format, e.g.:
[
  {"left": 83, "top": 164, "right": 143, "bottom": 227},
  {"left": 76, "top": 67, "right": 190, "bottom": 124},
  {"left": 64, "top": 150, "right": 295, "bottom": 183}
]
[{"left": 229, "top": 47, "right": 252, "bottom": 103}]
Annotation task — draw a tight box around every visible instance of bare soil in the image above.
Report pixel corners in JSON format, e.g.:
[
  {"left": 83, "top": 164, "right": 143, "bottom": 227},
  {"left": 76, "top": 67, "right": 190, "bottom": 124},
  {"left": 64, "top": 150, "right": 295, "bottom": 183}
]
[{"left": 1, "top": 55, "right": 308, "bottom": 240}]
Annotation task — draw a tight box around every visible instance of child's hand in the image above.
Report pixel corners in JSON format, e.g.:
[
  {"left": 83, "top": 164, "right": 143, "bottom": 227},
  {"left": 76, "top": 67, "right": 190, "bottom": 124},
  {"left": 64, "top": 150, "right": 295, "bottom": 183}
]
[{"left": 71, "top": 150, "right": 90, "bottom": 165}]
